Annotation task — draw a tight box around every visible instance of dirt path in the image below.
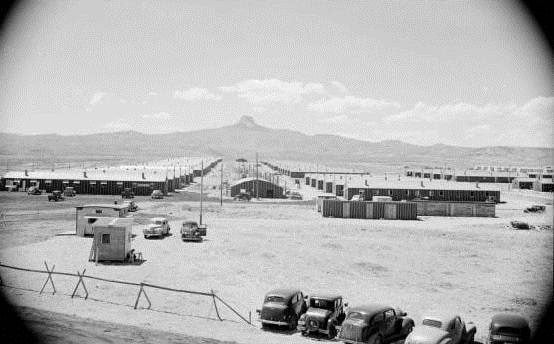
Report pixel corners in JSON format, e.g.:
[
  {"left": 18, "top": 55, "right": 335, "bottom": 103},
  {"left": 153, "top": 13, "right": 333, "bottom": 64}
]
[{"left": 16, "top": 305, "right": 238, "bottom": 344}]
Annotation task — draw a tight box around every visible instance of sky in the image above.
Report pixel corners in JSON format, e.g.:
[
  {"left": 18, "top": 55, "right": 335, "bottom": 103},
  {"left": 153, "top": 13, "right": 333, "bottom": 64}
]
[{"left": 0, "top": 0, "right": 552, "bottom": 147}]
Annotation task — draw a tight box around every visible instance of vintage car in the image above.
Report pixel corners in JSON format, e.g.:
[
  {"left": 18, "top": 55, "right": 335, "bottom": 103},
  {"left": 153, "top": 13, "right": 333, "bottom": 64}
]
[
  {"left": 288, "top": 192, "right": 303, "bottom": 200},
  {"left": 298, "top": 294, "right": 346, "bottom": 338},
  {"left": 151, "top": 189, "right": 164, "bottom": 199},
  {"left": 27, "top": 186, "right": 42, "bottom": 195},
  {"left": 523, "top": 205, "right": 545, "bottom": 213},
  {"left": 404, "top": 314, "right": 476, "bottom": 344},
  {"left": 510, "top": 221, "right": 530, "bottom": 230},
  {"left": 337, "top": 303, "right": 414, "bottom": 344},
  {"left": 488, "top": 312, "right": 530, "bottom": 344},
  {"left": 257, "top": 288, "right": 307, "bottom": 330},
  {"left": 47, "top": 190, "right": 65, "bottom": 202},
  {"left": 180, "top": 221, "right": 204, "bottom": 242},
  {"left": 351, "top": 194, "right": 363, "bottom": 201},
  {"left": 63, "top": 187, "right": 76, "bottom": 197},
  {"left": 121, "top": 188, "right": 135, "bottom": 199},
  {"left": 143, "top": 217, "right": 170, "bottom": 238},
  {"left": 233, "top": 191, "right": 251, "bottom": 201},
  {"left": 124, "top": 200, "right": 138, "bottom": 212}
]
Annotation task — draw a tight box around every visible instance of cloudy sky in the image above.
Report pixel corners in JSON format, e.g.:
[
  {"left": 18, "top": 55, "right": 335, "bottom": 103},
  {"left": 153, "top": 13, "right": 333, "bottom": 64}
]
[{"left": 0, "top": 0, "right": 551, "bottom": 147}]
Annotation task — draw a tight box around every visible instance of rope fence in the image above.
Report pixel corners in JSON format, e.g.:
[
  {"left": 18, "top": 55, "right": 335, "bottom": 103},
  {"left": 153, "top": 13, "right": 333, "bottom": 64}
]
[{"left": 0, "top": 261, "right": 254, "bottom": 326}]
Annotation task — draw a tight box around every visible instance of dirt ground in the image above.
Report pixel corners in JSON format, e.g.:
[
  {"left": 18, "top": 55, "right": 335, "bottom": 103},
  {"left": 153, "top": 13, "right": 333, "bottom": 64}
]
[{"left": 0, "top": 183, "right": 552, "bottom": 343}]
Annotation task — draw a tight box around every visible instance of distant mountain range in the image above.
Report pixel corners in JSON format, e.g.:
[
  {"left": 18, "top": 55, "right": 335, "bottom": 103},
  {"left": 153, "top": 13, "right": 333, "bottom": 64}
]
[{"left": 0, "top": 116, "right": 552, "bottom": 171}]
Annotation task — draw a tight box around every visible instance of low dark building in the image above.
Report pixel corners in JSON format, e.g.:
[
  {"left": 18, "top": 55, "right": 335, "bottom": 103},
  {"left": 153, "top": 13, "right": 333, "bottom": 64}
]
[{"left": 230, "top": 177, "right": 284, "bottom": 198}]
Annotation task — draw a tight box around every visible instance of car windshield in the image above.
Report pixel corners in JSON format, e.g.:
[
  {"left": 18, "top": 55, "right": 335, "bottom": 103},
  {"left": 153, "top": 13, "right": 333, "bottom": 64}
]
[
  {"left": 310, "top": 298, "right": 334, "bottom": 310},
  {"left": 153, "top": 220, "right": 163, "bottom": 225},
  {"left": 265, "top": 296, "right": 286, "bottom": 303}
]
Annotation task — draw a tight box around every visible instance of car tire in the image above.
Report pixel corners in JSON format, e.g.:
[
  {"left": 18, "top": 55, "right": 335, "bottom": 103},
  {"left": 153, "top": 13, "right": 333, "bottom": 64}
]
[
  {"left": 368, "top": 333, "right": 382, "bottom": 344},
  {"left": 327, "top": 322, "right": 337, "bottom": 339},
  {"left": 144, "top": 235, "right": 147, "bottom": 239}
]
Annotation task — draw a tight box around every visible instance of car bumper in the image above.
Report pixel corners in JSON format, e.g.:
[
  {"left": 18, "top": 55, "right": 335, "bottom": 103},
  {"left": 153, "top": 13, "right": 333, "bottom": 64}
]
[
  {"left": 144, "top": 232, "right": 163, "bottom": 237},
  {"left": 182, "top": 236, "right": 202, "bottom": 241},
  {"left": 297, "top": 324, "right": 328, "bottom": 334},
  {"left": 339, "top": 340, "right": 365, "bottom": 344},
  {"left": 260, "top": 319, "right": 290, "bottom": 326}
]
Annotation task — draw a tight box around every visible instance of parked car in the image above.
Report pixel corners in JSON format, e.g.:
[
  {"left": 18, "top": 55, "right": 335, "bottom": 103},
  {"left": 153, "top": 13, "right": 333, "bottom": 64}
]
[
  {"left": 143, "top": 217, "right": 170, "bottom": 238},
  {"left": 48, "top": 190, "right": 65, "bottom": 202},
  {"left": 288, "top": 192, "right": 303, "bottom": 200},
  {"left": 298, "top": 294, "right": 346, "bottom": 338},
  {"left": 27, "top": 186, "right": 42, "bottom": 195},
  {"left": 233, "top": 191, "right": 251, "bottom": 201},
  {"left": 404, "top": 314, "right": 476, "bottom": 344},
  {"left": 338, "top": 303, "right": 414, "bottom": 344},
  {"left": 63, "top": 187, "right": 76, "bottom": 197},
  {"left": 121, "top": 188, "right": 135, "bottom": 199},
  {"left": 180, "top": 221, "right": 204, "bottom": 242},
  {"left": 351, "top": 194, "right": 363, "bottom": 201},
  {"left": 257, "top": 288, "right": 307, "bottom": 330},
  {"left": 488, "top": 313, "right": 530, "bottom": 344},
  {"left": 524, "top": 205, "right": 545, "bottom": 213},
  {"left": 151, "top": 189, "right": 164, "bottom": 199},
  {"left": 124, "top": 200, "right": 138, "bottom": 212},
  {"left": 510, "top": 221, "right": 531, "bottom": 230}
]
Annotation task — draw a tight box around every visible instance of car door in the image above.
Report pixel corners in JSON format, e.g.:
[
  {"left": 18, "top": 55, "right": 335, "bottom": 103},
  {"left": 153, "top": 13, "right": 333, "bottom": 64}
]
[{"left": 383, "top": 309, "right": 396, "bottom": 338}]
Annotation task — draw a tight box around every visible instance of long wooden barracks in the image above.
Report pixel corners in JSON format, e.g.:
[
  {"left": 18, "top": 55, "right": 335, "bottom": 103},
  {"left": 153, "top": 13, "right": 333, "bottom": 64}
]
[{"left": 1, "top": 158, "right": 222, "bottom": 196}]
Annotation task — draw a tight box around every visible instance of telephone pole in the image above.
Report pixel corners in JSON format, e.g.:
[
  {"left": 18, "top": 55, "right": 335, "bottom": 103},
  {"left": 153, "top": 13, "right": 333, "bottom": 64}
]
[
  {"left": 200, "top": 160, "right": 204, "bottom": 225},
  {"left": 220, "top": 160, "right": 223, "bottom": 206},
  {"left": 255, "top": 152, "right": 259, "bottom": 199}
]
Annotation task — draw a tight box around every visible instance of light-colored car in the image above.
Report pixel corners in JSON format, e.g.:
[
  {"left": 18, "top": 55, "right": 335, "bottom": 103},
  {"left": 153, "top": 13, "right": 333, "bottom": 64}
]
[
  {"left": 143, "top": 217, "right": 170, "bottom": 238},
  {"left": 350, "top": 194, "right": 363, "bottom": 201},
  {"left": 151, "top": 189, "right": 164, "bottom": 199},
  {"left": 404, "top": 314, "right": 476, "bottom": 344}
]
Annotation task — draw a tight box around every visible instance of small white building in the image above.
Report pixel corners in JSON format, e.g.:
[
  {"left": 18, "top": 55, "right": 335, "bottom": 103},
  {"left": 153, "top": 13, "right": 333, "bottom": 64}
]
[
  {"left": 89, "top": 217, "right": 134, "bottom": 262},
  {"left": 75, "top": 203, "right": 130, "bottom": 237}
]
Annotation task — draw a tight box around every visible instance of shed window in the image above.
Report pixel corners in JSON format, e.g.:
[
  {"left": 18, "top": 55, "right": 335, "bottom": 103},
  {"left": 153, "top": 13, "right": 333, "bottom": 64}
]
[
  {"left": 100, "top": 181, "right": 107, "bottom": 185},
  {"left": 470, "top": 192, "right": 474, "bottom": 197},
  {"left": 101, "top": 234, "right": 110, "bottom": 244},
  {"left": 95, "top": 209, "right": 103, "bottom": 214},
  {"left": 45, "top": 180, "right": 52, "bottom": 184},
  {"left": 62, "top": 180, "right": 69, "bottom": 184},
  {"left": 388, "top": 190, "right": 392, "bottom": 195},
  {"left": 73, "top": 180, "right": 80, "bottom": 184},
  {"left": 116, "top": 182, "right": 123, "bottom": 185},
  {"left": 429, "top": 191, "right": 434, "bottom": 196},
  {"left": 439, "top": 191, "right": 444, "bottom": 196}
]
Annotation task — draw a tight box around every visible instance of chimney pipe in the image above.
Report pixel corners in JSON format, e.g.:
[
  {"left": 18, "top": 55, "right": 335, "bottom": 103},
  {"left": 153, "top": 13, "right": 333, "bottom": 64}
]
[
  {"left": 83, "top": 171, "right": 87, "bottom": 178},
  {"left": 24, "top": 169, "right": 28, "bottom": 176},
  {"left": 142, "top": 172, "right": 145, "bottom": 180}
]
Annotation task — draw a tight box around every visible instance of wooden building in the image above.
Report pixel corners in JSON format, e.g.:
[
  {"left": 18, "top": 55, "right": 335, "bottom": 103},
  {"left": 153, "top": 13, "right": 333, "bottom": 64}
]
[
  {"left": 230, "top": 177, "right": 285, "bottom": 198},
  {"left": 75, "top": 203, "right": 130, "bottom": 237},
  {"left": 89, "top": 217, "right": 134, "bottom": 262}
]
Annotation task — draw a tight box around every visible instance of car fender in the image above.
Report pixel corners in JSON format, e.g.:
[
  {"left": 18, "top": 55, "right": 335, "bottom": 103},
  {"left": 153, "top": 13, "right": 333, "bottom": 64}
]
[
  {"left": 402, "top": 317, "right": 415, "bottom": 332},
  {"left": 465, "top": 322, "right": 476, "bottom": 336}
]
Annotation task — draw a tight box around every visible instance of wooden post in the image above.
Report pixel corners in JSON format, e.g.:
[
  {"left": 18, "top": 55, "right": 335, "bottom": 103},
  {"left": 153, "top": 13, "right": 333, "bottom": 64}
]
[
  {"left": 39, "top": 261, "right": 56, "bottom": 295},
  {"left": 134, "top": 283, "right": 152, "bottom": 310},
  {"left": 71, "top": 269, "right": 88, "bottom": 299},
  {"left": 211, "top": 289, "right": 222, "bottom": 321}
]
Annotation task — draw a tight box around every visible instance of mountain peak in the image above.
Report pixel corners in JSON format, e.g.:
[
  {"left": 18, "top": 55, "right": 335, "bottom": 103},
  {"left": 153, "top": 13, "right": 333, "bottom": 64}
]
[{"left": 236, "top": 115, "right": 259, "bottom": 129}]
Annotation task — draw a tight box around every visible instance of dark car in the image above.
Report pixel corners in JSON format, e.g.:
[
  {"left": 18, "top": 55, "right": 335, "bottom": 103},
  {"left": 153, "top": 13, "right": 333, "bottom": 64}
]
[
  {"left": 121, "top": 188, "right": 135, "bottom": 199},
  {"left": 233, "top": 191, "right": 251, "bottom": 201},
  {"left": 510, "top": 221, "right": 531, "bottom": 230},
  {"left": 63, "top": 187, "right": 76, "bottom": 197},
  {"left": 338, "top": 303, "right": 414, "bottom": 344},
  {"left": 48, "top": 190, "right": 64, "bottom": 202},
  {"left": 298, "top": 294, "right": 346, "bottom": 338},
  {"left": 257, "top": 288, "right": 307, "bottom": 330},
  {"left": 180, "top": 221, "right": 204, "bottom": 242},
  {"left": 488, "top": 313, "right": 530, "bottom": 344},
  {"left": 523, "top": 205, "right": 545, "bottom": 213}
]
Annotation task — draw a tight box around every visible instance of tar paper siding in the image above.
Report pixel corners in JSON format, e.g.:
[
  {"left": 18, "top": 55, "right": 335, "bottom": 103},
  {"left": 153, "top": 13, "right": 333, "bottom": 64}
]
[
  {"left": 414, "top": 201, "right": 496, "bottom": 217},
  {"left": 230, "top": 179, "right": 285, "bottom": 198},
  {"left": 322, "top": 200, "right": 417, "bottom": 220},
  {"left": 346, "top": 187, "right": 500, "bottom": 203}
]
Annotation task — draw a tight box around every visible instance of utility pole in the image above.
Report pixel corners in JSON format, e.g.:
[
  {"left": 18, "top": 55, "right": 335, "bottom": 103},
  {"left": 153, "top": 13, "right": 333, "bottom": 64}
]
[
  {"left": 220, "top": 160, "right": 223, "bottom": 207},
  {"left": 256, "top": 152, "right": 259, "bottom": 199},
  {"left": 200, "top": 160, "right": 204, "bottom": 225}
]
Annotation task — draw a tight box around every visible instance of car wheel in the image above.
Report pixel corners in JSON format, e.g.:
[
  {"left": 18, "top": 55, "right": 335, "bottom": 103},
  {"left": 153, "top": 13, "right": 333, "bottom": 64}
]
[
  {"left": 368, "top": 333, "right": 382, "bottom": 344},
  {"left": 289, "top": 314, "right": 298, "bottom": 331},
  {"left": 327, "top": 323, "right": 337, "bottom": 339},
  {"left": 144, "top": 235, "right": 147, "bottom": 239}
]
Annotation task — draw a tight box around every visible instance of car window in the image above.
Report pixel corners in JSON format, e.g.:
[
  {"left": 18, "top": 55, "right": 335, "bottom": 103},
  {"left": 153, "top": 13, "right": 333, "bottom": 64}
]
[
  {"left": 347, "top": 312, "right": 365, "bottom": 320},
  {"left": 310, "top": 298, "right": 334, "bottom": 310},
  {"left": 384, "top": 309, "right": 395, "bottom": 319},
  {"left": 265, "top": 296, "right": 285, "bottom": 303},
  {"left": 373, "top": 313, "right": 384, "bottom": 323}
]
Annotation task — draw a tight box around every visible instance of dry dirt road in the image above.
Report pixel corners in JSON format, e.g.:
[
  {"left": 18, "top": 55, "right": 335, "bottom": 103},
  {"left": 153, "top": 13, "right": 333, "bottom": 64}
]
[{"left": 13, "top": 305, "right": 237, "bottom": 344}]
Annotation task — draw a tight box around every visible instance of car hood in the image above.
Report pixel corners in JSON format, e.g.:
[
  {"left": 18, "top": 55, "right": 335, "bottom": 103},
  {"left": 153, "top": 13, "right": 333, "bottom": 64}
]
[
  {"left": 405, "top": 326, "right": 449, "bottom": 344},
  {"left": 147, "top": 224, "right": 162, "bottom": 230},
  {"left": 305, "top": 308, "right": 332, "bottom": 320}
]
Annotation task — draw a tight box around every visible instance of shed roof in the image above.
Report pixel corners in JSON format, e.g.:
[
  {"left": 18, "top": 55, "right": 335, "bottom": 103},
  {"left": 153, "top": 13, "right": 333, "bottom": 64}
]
[
  {"left": 77, "top": 204, "right": 129, "bottom": 210},
  {"left": 2, "top": 169, "right": 167, "bottom": 182},
  {"left": 230, "top": 177, "right": 283, "bottom": 188}
]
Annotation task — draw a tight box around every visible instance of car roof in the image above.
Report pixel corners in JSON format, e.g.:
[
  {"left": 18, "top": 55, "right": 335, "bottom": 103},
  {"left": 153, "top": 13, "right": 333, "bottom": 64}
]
[
  {"left": 422, "top": 314, "right": 459, "bottom": 329},
  {"left": 491, "top": 313, "right": 530, "bottom": 329},
  {"left": 310, "top": 294, "right": 342, "bottom": 301},
  {"left": 349, "top": 303, "right": 391, "bottom": 317},
  {"left": 265, "top": 288, "right": 302, "bottom": 299}
]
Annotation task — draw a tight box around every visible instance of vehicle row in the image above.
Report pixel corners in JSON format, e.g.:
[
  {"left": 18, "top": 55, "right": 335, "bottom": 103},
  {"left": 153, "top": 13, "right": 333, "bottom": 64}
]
[
  {"left": 142, "top": 217, "right": 207, "bottom": 242},
  {"left": 257, "top": 288, "right": 531, "bottom": 344}
]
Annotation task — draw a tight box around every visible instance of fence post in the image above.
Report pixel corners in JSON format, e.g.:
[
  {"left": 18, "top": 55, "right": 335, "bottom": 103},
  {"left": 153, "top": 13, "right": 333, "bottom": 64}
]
[
  {"left": 71, "top": 269, "right": 88, "bottom": 299},
  {"left": 211, "top": 289, "right": 222, "bottom": 321},
  {"left": 134, "top": 283, "right": 151, "bottom": 310},
  {"left": 39, "top": 261, "right": 56, "bottom": 295}
]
